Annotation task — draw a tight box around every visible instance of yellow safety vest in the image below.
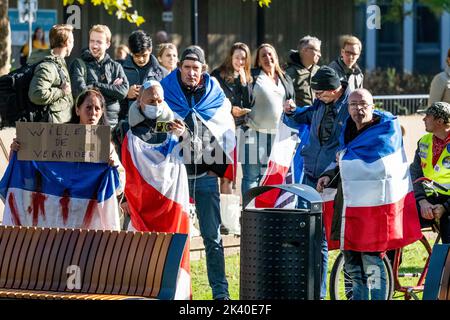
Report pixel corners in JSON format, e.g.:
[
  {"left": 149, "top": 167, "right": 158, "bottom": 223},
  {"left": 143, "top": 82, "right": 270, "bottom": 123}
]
[{"left": 418, "top": 133, "right": 450, "bottom": 196}]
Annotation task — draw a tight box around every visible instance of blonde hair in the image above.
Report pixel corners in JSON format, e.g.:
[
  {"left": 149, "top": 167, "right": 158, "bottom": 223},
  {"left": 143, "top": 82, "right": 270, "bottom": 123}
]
[
  {"left": 254, "top": 43, "right": 284, "bottom": 76},
  {"left": 49, "top": 24, "right": 73, "bottom": 49},
  {"left": 89, "top": 24, "right": 112, "bottom": 43},
  {"left": 157, "top": 43, "right": 177, "bottom": 60},
  {"left": 340, "top": 35, "right": 362, "bottom": 51},
  {"left": 115, "top": 44, "right": 129, "bottom": 58}
]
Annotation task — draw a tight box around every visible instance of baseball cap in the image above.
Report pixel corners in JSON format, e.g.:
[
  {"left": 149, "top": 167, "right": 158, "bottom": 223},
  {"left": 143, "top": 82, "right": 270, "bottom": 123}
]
[
  {"left": 417, "top": 101, "right": 450, "bottom": 123},
  {"left": 180, "top": 45, "right": 205, "bottom": 64}
]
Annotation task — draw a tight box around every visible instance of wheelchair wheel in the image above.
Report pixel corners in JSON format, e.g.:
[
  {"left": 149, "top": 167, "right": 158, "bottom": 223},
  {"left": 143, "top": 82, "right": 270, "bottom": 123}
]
[{"left": 329, "top": 252, "right": 394, "bottom": 300}]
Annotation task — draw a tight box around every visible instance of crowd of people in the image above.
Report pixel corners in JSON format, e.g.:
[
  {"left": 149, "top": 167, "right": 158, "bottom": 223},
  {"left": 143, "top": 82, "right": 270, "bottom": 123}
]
[{"left": 1, "top": 23, "right": 450, "bottom": 301}]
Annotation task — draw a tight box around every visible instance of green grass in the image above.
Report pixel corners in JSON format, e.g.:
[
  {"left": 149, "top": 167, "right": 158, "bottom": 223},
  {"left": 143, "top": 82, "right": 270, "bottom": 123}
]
[{"left": 191, "top": 231, "right": 437, "bottom": 300}]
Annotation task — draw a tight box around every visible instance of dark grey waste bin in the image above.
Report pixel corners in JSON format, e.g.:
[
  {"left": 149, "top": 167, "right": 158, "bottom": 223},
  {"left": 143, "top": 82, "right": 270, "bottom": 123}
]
[{"left": 240, "top": 184, "right": 323, "bottom": 300}]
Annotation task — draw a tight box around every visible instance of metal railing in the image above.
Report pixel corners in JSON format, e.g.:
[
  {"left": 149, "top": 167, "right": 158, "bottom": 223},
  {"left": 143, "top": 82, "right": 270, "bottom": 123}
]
[{"left": 373, "top": 94, "right": 429, "bottom": 115}]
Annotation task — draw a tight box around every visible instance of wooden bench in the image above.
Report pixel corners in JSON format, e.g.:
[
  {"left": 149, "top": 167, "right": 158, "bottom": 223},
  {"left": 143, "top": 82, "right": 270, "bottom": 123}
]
[
  {"left": 0, "top": 225, "right": 187, "bottom": 300},
  {"left": 423, "top": 244, "right": 450, "bottom": 300}
]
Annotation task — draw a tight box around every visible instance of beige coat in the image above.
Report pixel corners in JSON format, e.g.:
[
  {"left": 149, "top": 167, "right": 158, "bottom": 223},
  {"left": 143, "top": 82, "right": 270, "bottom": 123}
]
[{"left": 428, "top": 65, "right": 450, "bottom": 106}]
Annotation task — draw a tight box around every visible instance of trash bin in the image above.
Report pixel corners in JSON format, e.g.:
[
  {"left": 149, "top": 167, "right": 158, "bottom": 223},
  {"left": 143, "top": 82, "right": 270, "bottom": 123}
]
[{"left": 240, "top": 184, "right": 323, "bottom": 300}]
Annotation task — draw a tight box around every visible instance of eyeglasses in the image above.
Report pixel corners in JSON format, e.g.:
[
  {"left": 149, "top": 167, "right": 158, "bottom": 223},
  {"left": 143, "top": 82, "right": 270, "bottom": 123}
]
[
  {"left": 307, "top": 47, "right": 321, "bottom": 54},
  {"left": 349, "top": 102, "right": 373, "bottom": 110},
  {"left": 343, "top": 50, "right": 360, "bottom": 57}
]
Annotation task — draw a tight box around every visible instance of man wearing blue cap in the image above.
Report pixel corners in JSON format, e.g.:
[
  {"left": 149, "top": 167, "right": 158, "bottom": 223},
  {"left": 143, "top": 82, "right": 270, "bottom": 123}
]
[{"left": 283, "top": 65, "right": 352, "bottom": 299}]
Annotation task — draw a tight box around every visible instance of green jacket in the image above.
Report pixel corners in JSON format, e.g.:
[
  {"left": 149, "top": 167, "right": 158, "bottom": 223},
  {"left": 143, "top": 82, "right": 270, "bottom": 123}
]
[
  {"left": 28, "top": 51, "right": 73, "bottom": 123},
  {"left": 284, "top": 50, "right": 319, "bottom": 107}
]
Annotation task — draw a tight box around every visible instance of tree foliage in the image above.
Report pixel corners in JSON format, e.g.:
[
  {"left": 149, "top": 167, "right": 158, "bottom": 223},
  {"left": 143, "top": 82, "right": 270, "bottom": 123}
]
[{"left": 63, "top": 0, "right": 145, "bottom": 26}]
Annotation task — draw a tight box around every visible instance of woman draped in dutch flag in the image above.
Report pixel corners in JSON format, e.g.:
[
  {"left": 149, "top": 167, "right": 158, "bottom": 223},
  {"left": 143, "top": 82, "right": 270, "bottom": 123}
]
[
  {"left": 0, "top": 89, "right": 125, "bottom": 230},
  {"left": 317, "top": 89, "right": 422, "bottom": 300}
]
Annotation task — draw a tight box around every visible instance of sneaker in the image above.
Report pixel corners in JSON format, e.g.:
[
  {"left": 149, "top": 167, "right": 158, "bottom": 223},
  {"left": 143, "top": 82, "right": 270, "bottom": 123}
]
[{"left": 214, "top": 296, "right": 230, "bottom": 300}]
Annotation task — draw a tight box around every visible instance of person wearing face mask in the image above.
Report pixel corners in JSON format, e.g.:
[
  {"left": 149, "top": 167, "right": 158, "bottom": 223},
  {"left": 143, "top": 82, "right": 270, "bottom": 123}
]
[
  {"left": 112, "top": 80, "right": 186, "bottom": 225},
  {"left": 113, "top": 79, "right": 190, "bottom": 299}
]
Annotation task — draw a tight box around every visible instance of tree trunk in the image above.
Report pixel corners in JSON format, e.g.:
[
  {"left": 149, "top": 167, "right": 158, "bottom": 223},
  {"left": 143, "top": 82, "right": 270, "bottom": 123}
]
[{"left": 0, "top": 0, "right": 11, "bottom": 76}]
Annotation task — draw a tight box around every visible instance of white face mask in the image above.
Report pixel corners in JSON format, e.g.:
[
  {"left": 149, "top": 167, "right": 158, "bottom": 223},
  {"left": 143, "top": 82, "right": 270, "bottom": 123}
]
[{"left": 142, "top": 103, "right": 164, "bottom": 119}]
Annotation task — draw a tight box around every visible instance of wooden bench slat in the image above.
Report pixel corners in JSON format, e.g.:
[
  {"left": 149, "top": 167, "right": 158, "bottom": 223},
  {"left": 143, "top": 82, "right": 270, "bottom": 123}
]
[
  {"left": 96, "top": 231, "right": 119, "bottom": 294},
  {"left": 88, "top": 230, "right": 112, "bottom": 293},
  {"left": 112, "top": 232, "right": 134, "bottom": 294},
  {"left": 65, "top": 229, "right": 88, "bottom": 292},
  {"left": 0, "top": 226, "right": 186, "bottom": 300},
  {"left": 80, "top": 230, "right": 104, "bottom": 293},
  {"left": 134, "top": 232, "right": 157, "bottom": 297},
  {"left": 0, "top": 226, "right": 20, "bottom": 287},
  {"left": 20, "top": 228, "right": 42, "bottom": 290},
  {"left": 35, "top": 228, "right": 58, "bottom": 290},
  {"left": 50, "top": 229, "right": 76, "bottom": 291},
  {"left": 104, "top": 231, "right": 127, "bottom": 294},
  {"left": 57, "top": 229, "right": 82, "bottom": 292},
  {"left": 72, "top": 229, "right": 96, "bottom": 293},
  {"left": 127, "top": 232, "right": 150, "bottom": 296},
  {"left": 0, "top": 226, "right": 10, "bottom": 275},
  {"left": 142, "top": 234, "right": 165, "bottom": 297},
  {"left": 119, "top": 232, "right": 142, "bottom": 295},
  {"left": 150, "top": 234, "right": 173, "bottom": 298},
  {"left": 10, "top": 227, "right": 31, "bottom": 289},
  {"left": 26, "top": 228, "right": 51, "bottom": 290},
  {"left": 42, "top": 228, "right": 65, "bottom": 291}
]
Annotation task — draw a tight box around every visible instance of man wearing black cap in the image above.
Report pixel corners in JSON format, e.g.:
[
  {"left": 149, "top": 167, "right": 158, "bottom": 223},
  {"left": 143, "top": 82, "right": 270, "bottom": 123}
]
[
  {"left": 161, "top": 45, "right": 235, "bottom": 300},
  {"left": 410, "top": 101, "right": 450, "bottom": 244},
  {"left": 284, "top": 65, "right": 351, "bottom": 299}
]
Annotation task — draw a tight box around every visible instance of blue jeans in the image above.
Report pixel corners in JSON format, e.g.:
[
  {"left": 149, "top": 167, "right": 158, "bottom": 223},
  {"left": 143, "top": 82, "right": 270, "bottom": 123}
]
[
  {"left": 302, "top": 174, "right": 328, "bottom": 299},
  {"left": 240, "top": 129, "right": 274, "bottom": 202},
  {"left": 343, "top": 250, "right": 387, "bottom": 300},
  {"left": 188, "top": 175, "right": 229, "bottom": 299}
]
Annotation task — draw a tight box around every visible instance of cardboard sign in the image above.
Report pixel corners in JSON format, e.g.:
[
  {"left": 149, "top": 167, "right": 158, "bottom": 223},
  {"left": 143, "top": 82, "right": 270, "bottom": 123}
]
[{"left": 16, "top": 122, "right": 110, "bottom": 163}]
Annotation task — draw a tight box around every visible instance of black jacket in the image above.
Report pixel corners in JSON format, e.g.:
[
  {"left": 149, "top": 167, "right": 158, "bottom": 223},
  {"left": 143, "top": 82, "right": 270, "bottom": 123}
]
[
  {"left": 210, "top": 68, "right": 253, "bottom": 126},
  {"left": 69, "top": 49, "right": 129, "bottom": 127},
  {"left": 120, "top": 54, "right": 168, "bottom": 121},
  {"left": 329, "top": 56, "right": 364, "bottom": 92},
  {"left": 284, "top": 50, "right": 320, "bottom": 107}
]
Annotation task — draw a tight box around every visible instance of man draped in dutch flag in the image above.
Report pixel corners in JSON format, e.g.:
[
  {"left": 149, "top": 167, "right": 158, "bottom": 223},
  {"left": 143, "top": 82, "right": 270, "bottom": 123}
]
[
  {"left": 317, "top": 89, "right": 422, "bottom": 300},
  {"left": 119, "top": 80, "right": 191, "bottom": 300},
  {"left": 161, "top": 46, "right": 235, "bottom": 300}
]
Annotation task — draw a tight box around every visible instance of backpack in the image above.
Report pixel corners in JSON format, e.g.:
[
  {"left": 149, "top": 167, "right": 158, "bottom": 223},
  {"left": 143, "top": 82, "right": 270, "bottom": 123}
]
[{"left": 0, "top": 58, "right": 65, "bottom": 128}]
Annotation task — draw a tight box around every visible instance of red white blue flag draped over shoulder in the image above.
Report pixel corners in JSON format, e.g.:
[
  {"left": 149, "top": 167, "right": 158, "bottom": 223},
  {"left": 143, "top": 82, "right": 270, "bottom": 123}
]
[
  {"left": 161, "top": 70, "right": 236, "bottom": 164},
  {"left": 252, "top": 118, "right": 309, "bottom": 209},
  {"left": 0, "top": 153, "right": 121, "bottom": 230},
  {"left": 122, "top": 131, "right": 191, "bottom": 300},
  {"left": 337, "top": 111, "right": 421, "bottom": 251}
]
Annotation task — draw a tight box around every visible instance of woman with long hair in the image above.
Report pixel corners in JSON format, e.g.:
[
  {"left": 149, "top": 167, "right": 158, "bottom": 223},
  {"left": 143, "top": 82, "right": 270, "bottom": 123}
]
[
  {"left": 241, "top": 43, "right": 296, "bottom": 201},
  {"left": 211, "top": 42, "right": 253, "bottom": 196}
]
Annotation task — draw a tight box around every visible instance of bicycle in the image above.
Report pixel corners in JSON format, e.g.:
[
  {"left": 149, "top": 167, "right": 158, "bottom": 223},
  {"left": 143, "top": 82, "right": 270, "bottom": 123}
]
[{"left": 329, "top": 177, "right": 446, "bottom": 300}]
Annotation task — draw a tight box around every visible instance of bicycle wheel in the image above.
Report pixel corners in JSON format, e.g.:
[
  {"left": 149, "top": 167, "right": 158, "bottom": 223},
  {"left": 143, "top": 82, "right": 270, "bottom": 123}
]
[{"left": 329, "top": 252, "right": 394, "bottom": 300}]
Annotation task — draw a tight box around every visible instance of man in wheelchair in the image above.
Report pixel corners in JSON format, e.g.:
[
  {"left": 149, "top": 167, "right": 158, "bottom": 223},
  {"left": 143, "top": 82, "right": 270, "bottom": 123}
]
[{"left": 410, "top": 102, "right": 450, "bottom": 243}]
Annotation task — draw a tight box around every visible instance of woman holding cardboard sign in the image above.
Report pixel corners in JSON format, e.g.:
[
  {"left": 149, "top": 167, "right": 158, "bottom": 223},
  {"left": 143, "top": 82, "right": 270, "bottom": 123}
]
[{"left": 4, "top": 88, "right": 125, "bottom": 229}]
